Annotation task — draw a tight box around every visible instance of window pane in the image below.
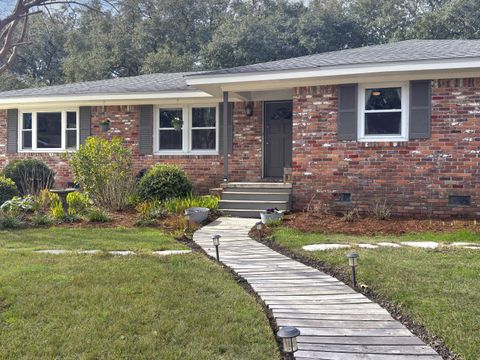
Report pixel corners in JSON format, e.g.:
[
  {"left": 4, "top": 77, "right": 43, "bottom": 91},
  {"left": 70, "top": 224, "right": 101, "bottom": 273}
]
[
  {"left": 160, "top": 109, "right": 183, "bottom": 128},
  {"left": 67, "top": 129, "right": 77, "bottom": 149},
  {"left": 37, "top": 112, "right": 62, "bottom": 148},
  {"left": 365, "top": 88, "right": 401, "bottom": 110},
  {"left": 67, "top": 112, "right": 77, "bottom": 129},
  {"left": 22, "top": 131, "right": 32, "bottom": 149},
  {"left": 23, "top": 113, "right": 32, "bottom": 129},
  {"left": 192, "top": 129, "right": 216, "bottom": 150},
  {"left": 365, "top": 112, "right": 402, "bottom": 135},
  {"left": 159, "top": 130, "right": 182, "bottom": 150},
  {"left": 192, "top": 107, "right": 216, "bottom": 127}
]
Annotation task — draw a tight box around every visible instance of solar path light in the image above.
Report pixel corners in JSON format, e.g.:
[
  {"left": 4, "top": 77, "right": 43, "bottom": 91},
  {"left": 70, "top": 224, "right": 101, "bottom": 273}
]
[
  {"left": 212, "top": 234, "right": 221, "bottom": 261},
  {"left": 347, "top": 252, "right": 359, "bottom": 287},
  {"left": 277, "top": 326, "right": 300, "bottom": 359},
  {"left": 256, "top": 221, "right": 265, "bottom": 241}
]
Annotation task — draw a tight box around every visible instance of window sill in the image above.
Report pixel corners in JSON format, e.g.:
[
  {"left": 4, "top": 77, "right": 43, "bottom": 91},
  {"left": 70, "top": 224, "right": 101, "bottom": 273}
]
[
  {"left": 153, "top": 151, "right": 219, "bottom": 156},
  {"left": 18, "top": 149, "right": 76, "bottom": 153}
]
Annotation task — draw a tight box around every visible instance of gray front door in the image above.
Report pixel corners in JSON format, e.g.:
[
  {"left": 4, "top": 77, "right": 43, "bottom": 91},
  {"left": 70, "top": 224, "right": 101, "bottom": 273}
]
[{"left": 264, "top": 101, "right": 293, "bottom": 178}]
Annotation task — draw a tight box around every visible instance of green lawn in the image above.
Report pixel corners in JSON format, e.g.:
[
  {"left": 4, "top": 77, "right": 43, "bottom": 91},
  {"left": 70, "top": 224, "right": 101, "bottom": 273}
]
[
  {"left": 0, "top": 229, "right": 278, "bottom": 359},
  {"left": 272, "top": 227, "right": 480, "bottom": 360}
]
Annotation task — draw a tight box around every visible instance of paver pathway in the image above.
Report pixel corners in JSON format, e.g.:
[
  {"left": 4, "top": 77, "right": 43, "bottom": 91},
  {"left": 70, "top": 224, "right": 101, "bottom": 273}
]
[{"left": 194, "top": 217, "right": 441, "bottom": 360}]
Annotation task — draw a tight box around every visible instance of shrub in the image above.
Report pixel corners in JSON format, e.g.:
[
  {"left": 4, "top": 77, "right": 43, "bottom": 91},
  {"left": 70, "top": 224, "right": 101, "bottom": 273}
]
[
  {"left": 0, "top": 195, "right": 38, "bottom": 214},
  {"left": 69, "top": 137, "right": 136, "bottom": 211},
  {"left": 32, "top": 213, "right": 53, "bottom": 226},
  {"left": 66, "top": 192, "right": 89, "bottom": 215},
  {"left": 371, "top": 199, "right": 392, "bottom": 220},
  {"left": 86, "top": 208, "right": 111, "bottom": 223},
  {"left": 2, "top": 159, "right": 55, "bottom": 195},
  {"left": 0, "top": 212, "right": 24, "bottom": 229},
  {"left": 37, "top": 189, "right": 59, "bottom": 212},
  {"left": 137, "top": 164, "right": 192, "bottom": 202},
  {"left": 162, "top": 195, "right": 219, "bottom": 214},
  {"left": 0, "top": 176, "right": 19, "bottom": 205},
  {"left": 342, "top": 208, "right": 360, "bottom": 222},
  {"left": 50, "top": 196, "right": 65, "bottom": 221}
]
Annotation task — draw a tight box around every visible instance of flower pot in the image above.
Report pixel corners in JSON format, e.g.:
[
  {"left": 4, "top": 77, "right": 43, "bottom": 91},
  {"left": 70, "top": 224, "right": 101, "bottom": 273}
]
[
  {"left": 99, "top": 123, "right": 110, "bottom": 132},
  {"left": 185, "top": 207, "right": 210, "bottom": 223},
  {"left": 260, "top": 211, "right": 284, "bottom": 224}
]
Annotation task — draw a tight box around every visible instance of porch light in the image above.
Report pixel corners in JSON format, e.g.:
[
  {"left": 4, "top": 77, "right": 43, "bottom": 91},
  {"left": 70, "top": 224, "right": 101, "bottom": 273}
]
[
  {"left": 347, "top": 252, "right": 359, "bottom": 287},
  {"left": 212, "top": 234, "right": 221, "bottom": 261},
  {"left": 256, "top": 221, "right": 264, "bottom": 241},
  {"left": 277, "top": 326, "right": 300, "bottom": 358},
  {"left": 245, "top": 102, "right": 254, "bottom": 117}
]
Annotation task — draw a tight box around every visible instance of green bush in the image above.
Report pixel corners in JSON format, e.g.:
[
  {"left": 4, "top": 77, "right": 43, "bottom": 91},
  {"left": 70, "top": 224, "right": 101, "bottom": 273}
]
[
  {"left": 0, "top": 212, "right": 24, "bottom": 229},
  {"left": 69, "top": 137, "right": 136, "bottom": 211},
  {"left": 2, "top": 159, "right": 55, "bottom": 195},
  {"left": 0, "top": 176, "right": 19, "bottom": 205},
  {"left": 163, "top": 195, "right": 219, "bottom": 214},
  {"left": 66, "top": 192, "right": 89, "bottom": 215},
  {"left": 50, "top": 195, "right": 65, "bottom": 221},
  {"left": 86, "top": 208, "right": 111, "bottom": 223},
  {"left": 137, "top": 164, "right": 192, "bottom": 202},
  {"left": 0, "top": 195, "right": 38, "bottom": 214},
  {"left": 32, "top": 213, "right": 53, "bottom": 227}
]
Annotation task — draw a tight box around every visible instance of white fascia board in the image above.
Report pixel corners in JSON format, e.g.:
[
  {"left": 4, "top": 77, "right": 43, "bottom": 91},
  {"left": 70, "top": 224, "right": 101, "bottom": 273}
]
[
  {"left": 186, "top": 58, "right": 480, "bottom": 86},
  {"left": 0, "top": 90, "right": 212, "bottom": 109}
]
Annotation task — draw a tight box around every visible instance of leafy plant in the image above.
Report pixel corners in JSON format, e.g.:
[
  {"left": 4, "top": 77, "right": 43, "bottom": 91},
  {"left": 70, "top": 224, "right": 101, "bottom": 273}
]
[
  {"left": 66, "top": 191, "right": 89, "bottom": 215},
  {"left": 137, "top": 164, "right": 192, "bottom": 202},
  {"left": 162, "top": 195, "right": 219, "bottom": 214},
  {"left": 0, "top": 195, "right": 38, "bottom": 214},
  {"left": 342, "top": 208, "right": 360, "bottom": 222},
  {"left": 371, "top": 199, "right": 392, "bottom": 220},
  {"left": 2, "top": 159, "right": 55, "bottom": 195},
  {"left": 50, "top": 196, "right": 65, "bottom": 221},
  {"left": 68, "top": 137, "right": 136, "bottom": 211},
  {"left": 0, "top": 175, "right": 19, "bottom": 205},
  {"left": 37, "top": 189, "right": 59, "bottom": 212},
  {"left": 31, "top": 213, "right": 53, "bottom": 226},
  {"left": 86, "top": 208, "right": 111, "bottom": 223},
  {"left": 0, "top": 212, "right": 25, "bottom": 229}
]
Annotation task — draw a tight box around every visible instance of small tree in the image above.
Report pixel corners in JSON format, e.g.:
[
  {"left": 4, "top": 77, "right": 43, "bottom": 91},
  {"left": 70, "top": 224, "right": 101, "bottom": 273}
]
[{"left": 69, "top": 136, "right": 135, "bottom": 211}]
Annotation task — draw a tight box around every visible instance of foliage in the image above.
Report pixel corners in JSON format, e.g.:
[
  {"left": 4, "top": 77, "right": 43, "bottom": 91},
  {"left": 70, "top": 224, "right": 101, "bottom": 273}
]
[
  {"left": 49, "top": 196, "right": 65, "bottom": 221},
  {"left": 31, "top": 213, "right": 53, "bottom": 226},
  {"left": 342, "top": 208, "right": 360, "bottom": 222},
  {"left": 0, "top": 195, "right": 38, "bottom": 214},
  {"left": 37, "top": 189, "right": 59, "bottom": 212},
  {"left": 371, "top": 199, "right": 392, "bottom": 220},
  {"left": 162, "top": 195, "right": 219, "bottom": 214},
  {"left": 86, "top": 208, "right": 111, "bottom": 223},
  {"left": 134, "top": 201, "right": 167, "bottom": 226},
  {"left": 68, "top": 136, "right": 136, "bottom": 211},
  {"left": 137, "top": 164, "right": 192, "bottom": 202},
  {"left": 0, "top": 175, "right": 19, "bottom": 205},
  {"left": 66, "top": 192, "right": 89, "bottom": 215},
  {"left": 0, "top": 212, "right": 25, "bottom": 229},
  {"left": 2, "top": 159, "right": 55, "bottom": 196}
]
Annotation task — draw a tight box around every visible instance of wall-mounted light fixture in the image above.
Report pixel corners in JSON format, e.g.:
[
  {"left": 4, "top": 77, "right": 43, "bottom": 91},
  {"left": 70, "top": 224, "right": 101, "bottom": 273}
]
[{"left": 245, "top": 102, "right": 254, "bottom": 117}]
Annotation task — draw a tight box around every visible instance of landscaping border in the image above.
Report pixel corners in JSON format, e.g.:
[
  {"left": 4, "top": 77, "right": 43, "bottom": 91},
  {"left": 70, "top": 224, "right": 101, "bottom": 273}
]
[{"left": 248, "top": 229, "right": 457, "bottom": 360}]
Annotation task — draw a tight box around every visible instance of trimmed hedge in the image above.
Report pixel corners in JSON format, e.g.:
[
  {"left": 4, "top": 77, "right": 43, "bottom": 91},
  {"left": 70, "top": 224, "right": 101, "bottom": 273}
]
[
  {"left": 137, "top": 164, "right": 192, "bottom": 201},
  {"left": 2, "top": 159, "right": 55, "bottom": 195}
]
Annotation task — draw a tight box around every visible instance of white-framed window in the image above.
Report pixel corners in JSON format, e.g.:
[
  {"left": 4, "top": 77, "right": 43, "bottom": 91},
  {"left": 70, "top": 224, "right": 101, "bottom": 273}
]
[
  {"left": 18, "top": 109, "right": 80, "bottom": 152},
  {"left": 358, "top": 82, "right": 409, "bottom": 141},
  {"left": 154, "top": 104, "right": 219, "bottom": 155}
]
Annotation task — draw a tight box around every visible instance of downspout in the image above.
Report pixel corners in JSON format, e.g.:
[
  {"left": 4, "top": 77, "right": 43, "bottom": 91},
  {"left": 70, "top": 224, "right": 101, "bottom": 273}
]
[{"left": 223, "top": 91, "right": 228, "bottom": 182}]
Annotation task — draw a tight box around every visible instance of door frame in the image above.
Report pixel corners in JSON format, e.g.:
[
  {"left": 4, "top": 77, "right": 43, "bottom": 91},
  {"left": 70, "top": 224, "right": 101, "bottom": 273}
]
[{"left": 263, "top": 100, "right": 293, "bottom": 179}]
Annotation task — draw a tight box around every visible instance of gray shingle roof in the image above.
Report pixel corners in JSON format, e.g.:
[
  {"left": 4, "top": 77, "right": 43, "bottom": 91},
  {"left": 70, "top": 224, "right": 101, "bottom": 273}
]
[
  {"left": 193, "top": 40, "right": 480, "bottom": 76},
  {"left": 0, "top": 72, "right": 200, "bottom": 99}
]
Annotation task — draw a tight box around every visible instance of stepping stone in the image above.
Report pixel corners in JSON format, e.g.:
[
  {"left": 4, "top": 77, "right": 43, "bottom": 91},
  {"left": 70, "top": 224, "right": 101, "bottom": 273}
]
[
  {"left": 449, "top": 242, "right": 479, "bottom": 247},
  {"left": 35, "top": 249, "right": 70, "bottom": 255},
  {"left": 153, "top": 250, "right": 192, "bottom": 256},
  {"left": 108, "top": 251, "right": 136, "bottom": 256},
  {"left": 463, "top": 246, "right": 480, "bottom": 250},
  {"left": 358, "top": 243, "right": 378, "bottom": 249},
  {"left": 79, "top": 250, "right": 102, "bottom": 254},
  {"left": 302, "top": 244, "right": 351, "bottom": 251},
  {"left": 400, "top": 241, "right": 439, "bottom": 249},
  {"left": 377, "top": 242, "right": 402, "bottom": 248}
]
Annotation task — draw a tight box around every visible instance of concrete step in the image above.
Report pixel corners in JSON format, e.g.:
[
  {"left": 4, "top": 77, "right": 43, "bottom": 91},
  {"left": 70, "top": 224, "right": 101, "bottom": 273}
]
[
  {"left": 219, "top": 200, "right": 289, "bottom": 211},
  {"left": 220, "top": 209, "right": 263, "bottom": 218},
  {"left": 222, "top": 191, "right": 290, "bottom": 201},
  {"left": 222, "top": 182, "right": 292, "bottom": 194}
]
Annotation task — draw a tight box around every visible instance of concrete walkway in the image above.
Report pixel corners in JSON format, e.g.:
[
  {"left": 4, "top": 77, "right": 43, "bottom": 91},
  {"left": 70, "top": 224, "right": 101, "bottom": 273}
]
[{"left": 194, "top": 217, "right": 441, "bottom": 360}]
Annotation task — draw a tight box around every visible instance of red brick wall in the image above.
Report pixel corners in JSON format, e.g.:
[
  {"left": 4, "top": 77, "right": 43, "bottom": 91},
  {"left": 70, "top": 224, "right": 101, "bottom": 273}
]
[
  {"left": 292, "top": 78, "right": 480, "bottom": 218},
  {"left": 0, "top": 102, "right": 263, "bottom": 193}
]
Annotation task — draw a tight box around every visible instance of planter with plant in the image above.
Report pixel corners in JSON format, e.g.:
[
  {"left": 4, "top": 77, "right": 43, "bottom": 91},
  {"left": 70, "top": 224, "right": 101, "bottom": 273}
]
[
  {"left": 99, "top": 120, "right": 110, "bottom": 132},
  {"left": 260, "top": 208, "right": 284, "bottom": 224}
]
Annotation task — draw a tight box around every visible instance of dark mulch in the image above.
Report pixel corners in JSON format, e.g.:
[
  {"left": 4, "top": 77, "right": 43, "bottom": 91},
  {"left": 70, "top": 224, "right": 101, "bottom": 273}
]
[{"left": 283, "top": 212, "right": 478, "bottom": 236}]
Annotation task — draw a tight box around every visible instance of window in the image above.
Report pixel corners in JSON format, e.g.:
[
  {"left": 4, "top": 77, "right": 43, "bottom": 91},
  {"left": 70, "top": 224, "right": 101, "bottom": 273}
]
[
  {"left": 358, "top": 83, "right": 408, "bottom": 141},
  {"left": 155, "top": 105, "right": 218, "bottom": 154},
  {"left": 19, "top": 110, "right": 79, "bottom": 151}
]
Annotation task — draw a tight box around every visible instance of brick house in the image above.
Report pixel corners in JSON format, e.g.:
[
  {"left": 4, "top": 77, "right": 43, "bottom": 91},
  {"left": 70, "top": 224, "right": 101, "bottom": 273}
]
[{"left": 0, "top": 40, "right": 479, "bottom": 217}]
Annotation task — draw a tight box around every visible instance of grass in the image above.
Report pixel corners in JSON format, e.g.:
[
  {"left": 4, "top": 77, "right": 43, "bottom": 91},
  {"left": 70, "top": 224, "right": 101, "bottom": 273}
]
[
  {"left": 0, "top": 229, "right": 278, "bottom": 359},
  {"left": 0, "top": 227, "right": 188, "bottom": 251},
  {"left": 272, "top": 227, "right": 480, "bottom": 360}
]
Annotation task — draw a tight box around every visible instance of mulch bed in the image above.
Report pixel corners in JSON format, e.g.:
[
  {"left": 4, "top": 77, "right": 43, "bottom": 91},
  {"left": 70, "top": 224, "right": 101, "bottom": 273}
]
[{"left": 282, "top": 212, "right": 479, "bottom": 236}]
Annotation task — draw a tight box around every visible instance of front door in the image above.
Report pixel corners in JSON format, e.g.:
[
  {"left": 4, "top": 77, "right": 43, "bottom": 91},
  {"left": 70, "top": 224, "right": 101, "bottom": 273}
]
[{"left": 264, "top": 101, "right": 293, "bottom": 178}]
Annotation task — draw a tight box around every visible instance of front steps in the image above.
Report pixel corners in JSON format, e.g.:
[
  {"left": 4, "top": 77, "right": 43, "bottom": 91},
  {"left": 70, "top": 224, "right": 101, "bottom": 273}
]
[{"left": 219, "top": 182, "right": 292, "bottom": 218}]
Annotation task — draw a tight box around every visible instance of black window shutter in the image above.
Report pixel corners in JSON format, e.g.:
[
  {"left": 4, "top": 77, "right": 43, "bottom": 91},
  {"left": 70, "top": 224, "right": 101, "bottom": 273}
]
[
  {"left": 7, "top": 109, "right": 18, "bottom": 154},
  {"left": 409, "top": 80, "right": 432, "bottom": 139},
  {"left": 79, "top": 106, "right": 91, "bottom": 145},
  {"left": 139, "top": 105, "right": 154, "bottom": 155},
  {"left": 218, "top": 102, "right": 233, "bottom": 154},
  {"left": 337, "top": 84, "right": 358, "bottom": 140}
]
